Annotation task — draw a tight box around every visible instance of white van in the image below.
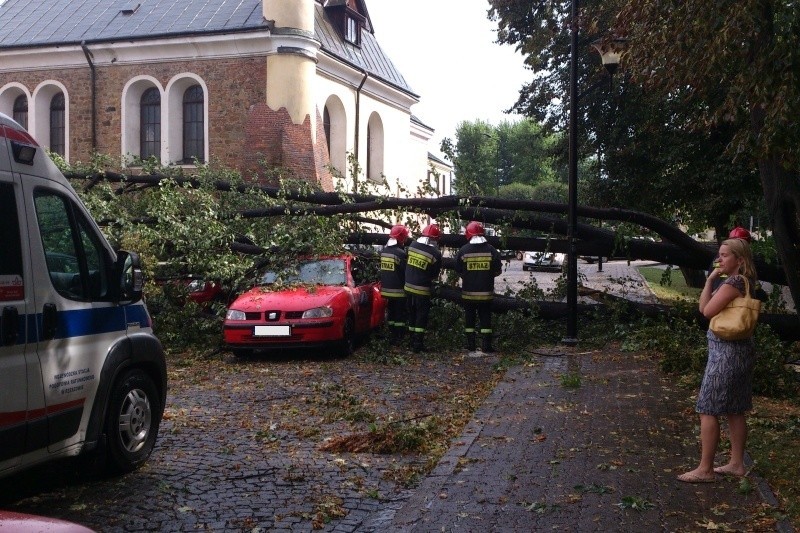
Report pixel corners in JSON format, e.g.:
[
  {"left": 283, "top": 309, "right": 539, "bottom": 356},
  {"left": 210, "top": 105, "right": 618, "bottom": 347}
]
[{"left": 0, "top": 113, "right": 166, "bottom": 478}]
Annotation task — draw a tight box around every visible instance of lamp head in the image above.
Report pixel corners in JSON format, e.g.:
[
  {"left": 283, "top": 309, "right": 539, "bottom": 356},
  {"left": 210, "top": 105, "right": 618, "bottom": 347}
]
[{"left": 591, "top": 38, "right": 628, "bottom": 75}]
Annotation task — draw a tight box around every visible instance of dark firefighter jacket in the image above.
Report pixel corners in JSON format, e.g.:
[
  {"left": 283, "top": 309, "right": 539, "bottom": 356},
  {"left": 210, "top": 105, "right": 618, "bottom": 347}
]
[
  {"left": 404, "top": 239, "right": 442, "bottom": 297},
  {"left": 380, "top": 244, "right": 407, "bottom": 298},
  {"left": 455, "top": 240, "right": 502, "bottom": 301}
]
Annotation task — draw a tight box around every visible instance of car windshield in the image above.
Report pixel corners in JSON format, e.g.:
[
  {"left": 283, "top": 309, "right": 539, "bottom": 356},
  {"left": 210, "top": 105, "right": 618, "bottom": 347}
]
[{"left": 260, "top": 258, "right": 347, "bottom": 286}]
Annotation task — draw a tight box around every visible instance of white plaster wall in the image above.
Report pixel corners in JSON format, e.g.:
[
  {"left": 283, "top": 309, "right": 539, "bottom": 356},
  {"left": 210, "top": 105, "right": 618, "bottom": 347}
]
[{"left": 314, "top": 82, "right": 425, "bottom": 196}]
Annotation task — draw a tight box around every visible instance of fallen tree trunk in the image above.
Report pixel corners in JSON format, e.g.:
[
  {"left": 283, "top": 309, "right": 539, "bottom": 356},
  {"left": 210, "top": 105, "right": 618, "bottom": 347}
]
[
  {"left": 349, "top": 233, "right": 786, "bottom": 287},
  {"left": 67, "top": 171, "right": 789, "bottom": 286},
  {"left": 434, "top": 286, "right": 800, "bottom": 342},
  {"left": 70, "top": 172, "right": 796, "bottom": 334}
]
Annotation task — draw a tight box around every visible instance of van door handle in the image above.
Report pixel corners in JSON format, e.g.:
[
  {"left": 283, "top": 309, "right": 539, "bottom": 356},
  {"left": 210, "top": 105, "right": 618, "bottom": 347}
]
[
  {"left": 42, "top": 303, "right": 58, "bottom": 340},
  {"left": 2, "top": 306, "right": 19, "bottom": 346}
]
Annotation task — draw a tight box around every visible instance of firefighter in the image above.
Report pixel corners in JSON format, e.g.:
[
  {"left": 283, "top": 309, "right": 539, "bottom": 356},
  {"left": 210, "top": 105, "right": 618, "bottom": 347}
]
[
  {"left": 404, "top": 223, "right": 443, "bottom": 353},
  {"left": 380, "top": 224, "right": 409, "bottom": 343},
  {"left": 455, "top": 221, "right": 502, "bottom": 353}
]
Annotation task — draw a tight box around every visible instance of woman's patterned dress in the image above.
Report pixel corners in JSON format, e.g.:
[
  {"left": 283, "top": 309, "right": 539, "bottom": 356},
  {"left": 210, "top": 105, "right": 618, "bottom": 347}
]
[{"left": 696, "top": 275, "right": 757, "bottom": 415}]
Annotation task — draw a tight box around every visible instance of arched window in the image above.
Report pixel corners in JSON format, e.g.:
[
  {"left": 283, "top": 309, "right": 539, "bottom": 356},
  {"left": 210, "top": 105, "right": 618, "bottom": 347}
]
[
  {"left": 366, "top": 124, "right": 372, "bottom": 180},
  {"left": 322, "top": 96, "right": 346, "bottom": 177},
  {"left": 182, "top": 85, "right": 204, "bottom": 163},
  {"left": 49, "top": 93, "right": 65, "bottom": 156},
  {"left": 366, "top": 113, "right": 384, "bottom": 182},
  {"left": 140, "top": 88, "right": 161, "bottom": 160},
  {"left": 323, "top": 106, "right": 331, "bottom": 156},
  {"left": 13, "top": 95, "right": 28, "bottom": 130}
]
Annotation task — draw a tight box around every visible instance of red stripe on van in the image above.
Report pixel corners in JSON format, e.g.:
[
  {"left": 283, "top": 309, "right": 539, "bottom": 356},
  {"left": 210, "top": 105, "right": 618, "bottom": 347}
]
[
  {"left": 0, "top": 398, "right": 86, "bottom": 428},
  {"left": 0, "top": 410, "right": 27, "bottom": 426}
]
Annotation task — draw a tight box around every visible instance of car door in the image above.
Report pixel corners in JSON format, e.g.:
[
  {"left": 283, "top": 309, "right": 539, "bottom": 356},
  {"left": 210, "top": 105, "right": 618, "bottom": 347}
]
[
  {"left": 0, "top": 168, "right": 30, "bottom": 471},
  {"left": 349, "top": 255, "right": 378, "bottom": 333}
]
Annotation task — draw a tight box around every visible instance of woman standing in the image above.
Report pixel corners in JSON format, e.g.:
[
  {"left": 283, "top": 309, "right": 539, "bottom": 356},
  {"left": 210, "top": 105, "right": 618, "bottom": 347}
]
[{"left": 678, "top": 237, "right": 758, "bottom": 483}]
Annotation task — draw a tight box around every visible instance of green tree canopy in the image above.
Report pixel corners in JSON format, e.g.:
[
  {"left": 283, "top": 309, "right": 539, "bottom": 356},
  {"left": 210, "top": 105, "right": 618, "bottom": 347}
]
[
  {"left": 487, "top": 0, "right": 800, "bottom": 307},
  {"left": 441, "top": 118, "right": 559, "bottom": 195}
]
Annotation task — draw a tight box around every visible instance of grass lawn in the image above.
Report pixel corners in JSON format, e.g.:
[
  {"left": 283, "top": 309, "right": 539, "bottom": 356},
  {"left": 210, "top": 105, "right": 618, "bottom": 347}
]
[
  {"left": 638, "top": 265, "right": 800, "bottom": 529},
  {"left": 638, "top": 266, "right": 702, "bottom": 303}
]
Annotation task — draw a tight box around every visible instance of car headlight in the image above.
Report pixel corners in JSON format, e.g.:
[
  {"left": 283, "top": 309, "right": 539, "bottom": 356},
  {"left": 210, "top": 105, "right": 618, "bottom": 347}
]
[
  {"left": 302, "top": 306, "right": 333, "bottom": 319},
  {"left": 225, "top": 309, "right": 246, "bottom": 321}
]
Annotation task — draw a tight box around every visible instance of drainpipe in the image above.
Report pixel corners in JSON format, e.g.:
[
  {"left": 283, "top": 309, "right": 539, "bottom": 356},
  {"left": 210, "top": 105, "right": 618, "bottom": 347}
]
[
  {"left": 80, "top": 41, "right": 97, "bottom": 153},
  {"left": 353, "top": 70, "right": 368, "bottom": 193}
]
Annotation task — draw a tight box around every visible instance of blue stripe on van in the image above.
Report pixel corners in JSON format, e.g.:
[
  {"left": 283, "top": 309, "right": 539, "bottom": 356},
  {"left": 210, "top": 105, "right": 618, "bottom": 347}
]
[
  {"left": 18, "top": 304, "right": 149, "bottom": 343},
  {"left": 51, "top": 307, "right": 127, "bottom": 338}
]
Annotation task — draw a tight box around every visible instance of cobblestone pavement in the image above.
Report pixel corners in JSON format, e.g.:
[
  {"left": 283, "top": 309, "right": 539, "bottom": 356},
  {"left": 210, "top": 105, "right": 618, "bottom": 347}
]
[
  {"left": 0, "top": 353, "right": 498, "bottom": 532},
  {"left": 386, "top": 349, "right": 792, "bottom": 532},
  {"left": 0, "top": 260, "right": 792, "bottom": 532}
]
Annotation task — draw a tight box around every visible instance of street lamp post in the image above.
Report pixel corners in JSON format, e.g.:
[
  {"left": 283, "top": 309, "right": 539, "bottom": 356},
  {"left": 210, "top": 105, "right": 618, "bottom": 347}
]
[
  {"left": 563, "top": 0, "right": 580, "bottom": 346},
  {"left": 563, "top": 1, "right": 626, "bottom": 346}
]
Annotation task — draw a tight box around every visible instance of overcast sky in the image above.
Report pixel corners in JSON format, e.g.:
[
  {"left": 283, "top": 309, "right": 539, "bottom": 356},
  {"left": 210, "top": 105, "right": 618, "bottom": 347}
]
[{"left": 366, "top": 1, "right": 531, "bottom": 156}]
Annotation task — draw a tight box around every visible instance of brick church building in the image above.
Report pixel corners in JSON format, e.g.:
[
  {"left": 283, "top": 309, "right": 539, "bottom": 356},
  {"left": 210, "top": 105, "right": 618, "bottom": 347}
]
[{"left": 0, "top": 0, "right": 442, "bottom": 194}]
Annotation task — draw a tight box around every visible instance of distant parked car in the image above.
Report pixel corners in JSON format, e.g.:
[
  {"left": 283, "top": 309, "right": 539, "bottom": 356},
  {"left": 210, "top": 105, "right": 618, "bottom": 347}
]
[
  {"left": 0, "top": 510, "right": 94, "bottom": 532},
  {"left": 223, "top": 254, "right": 386, "bottom": 357},
  {"left": 523, "top": 251, "right": 566, "bottom": 272},
  {"left": 154, "top": 269, "right": 227, "bottom": 312}
]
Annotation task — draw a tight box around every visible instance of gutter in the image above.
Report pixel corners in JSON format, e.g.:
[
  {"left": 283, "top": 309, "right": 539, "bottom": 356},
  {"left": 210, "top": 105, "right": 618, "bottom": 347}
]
[
  {"left": 80, "top": 41, "right": 97, "bottom": 152},
  {"left": 0, "top": 27, "right": 272, "bottom": 52},
  {"left": 353, "top": 69, "right": 368, "bottom": 193}
]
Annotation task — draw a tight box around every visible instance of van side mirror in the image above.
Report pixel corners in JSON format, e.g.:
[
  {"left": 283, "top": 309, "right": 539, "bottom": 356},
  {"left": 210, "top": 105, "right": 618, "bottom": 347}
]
[{"left": 116, "top": 251, "right": 144, "bottom": 303}]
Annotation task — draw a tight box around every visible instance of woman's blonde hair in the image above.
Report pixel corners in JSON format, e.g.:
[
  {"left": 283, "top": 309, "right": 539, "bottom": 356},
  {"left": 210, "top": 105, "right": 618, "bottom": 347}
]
[{"left": 723, "top": 238, "right": 758, "bottom": 280}]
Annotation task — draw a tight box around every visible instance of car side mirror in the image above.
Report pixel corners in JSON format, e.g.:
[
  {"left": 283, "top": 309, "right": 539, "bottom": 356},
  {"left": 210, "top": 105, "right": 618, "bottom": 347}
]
[{"left": 116, "top": 250, "right": 144, "bottom": 303}]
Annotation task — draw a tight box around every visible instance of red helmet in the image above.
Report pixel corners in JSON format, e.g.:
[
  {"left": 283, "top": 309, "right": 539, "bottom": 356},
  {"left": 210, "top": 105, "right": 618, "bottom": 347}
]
[
  {"left": 421, "top": 224, "right": 441, "bottom": 239},
  {"left": 465, "top": 221, "right": 485, "bottom": 240},
  {"left": 389, "top": 224, "right": 409, "bottom": 242},
  {"left": 728, "top": 227, "right": 752, "bottom": 242}
]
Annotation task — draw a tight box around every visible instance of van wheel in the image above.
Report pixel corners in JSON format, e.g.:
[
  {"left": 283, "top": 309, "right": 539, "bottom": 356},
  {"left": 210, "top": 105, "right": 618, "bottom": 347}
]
[{"left": 105, "top": 369, "right": 161, "bottom": 473}]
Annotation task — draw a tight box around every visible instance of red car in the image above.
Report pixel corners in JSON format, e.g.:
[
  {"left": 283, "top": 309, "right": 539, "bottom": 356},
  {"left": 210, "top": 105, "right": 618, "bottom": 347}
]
[{"left": 223, "top": 254, "right": 386, "bottom": 357}]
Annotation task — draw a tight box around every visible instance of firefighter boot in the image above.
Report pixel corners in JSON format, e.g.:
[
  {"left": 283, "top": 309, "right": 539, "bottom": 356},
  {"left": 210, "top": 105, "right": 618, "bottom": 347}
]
[
  {"left": 466, "top": 332, "right": 477, "bottom": 352},
  {"left": 412, "top": 332, "right": 426, "bottom": 353},
  {"left": 481, "top": 334, "right": 495, "bottom": 354},
  {"left": 392, "top": 325, "right": 405, "bottom": 344}
]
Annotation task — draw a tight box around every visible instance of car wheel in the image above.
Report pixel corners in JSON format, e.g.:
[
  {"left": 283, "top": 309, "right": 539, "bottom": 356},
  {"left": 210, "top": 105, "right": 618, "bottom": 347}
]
[
  {"left": 104, "top": 369, "right": 161, "bottom": 474},
  {"left": 516, "top": 251, "right": 523, "bottom": 260},
  {"left": 336, "top": 316, "right": 355, "bottom": 358},
  {"left": 232, "top": 348, "right": 253, "bottom": 359}
]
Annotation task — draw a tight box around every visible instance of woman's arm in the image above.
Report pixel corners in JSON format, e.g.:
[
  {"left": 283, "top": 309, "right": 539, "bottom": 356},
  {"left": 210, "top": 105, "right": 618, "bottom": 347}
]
[{"left": 700, "top": 275, "right": 743, "bottom": 319}]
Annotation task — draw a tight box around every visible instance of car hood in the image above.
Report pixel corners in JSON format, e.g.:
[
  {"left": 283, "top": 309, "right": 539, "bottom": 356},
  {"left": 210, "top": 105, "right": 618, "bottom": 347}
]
[{"left": 230, "top": 285, "right": 347, "bottom": 311}]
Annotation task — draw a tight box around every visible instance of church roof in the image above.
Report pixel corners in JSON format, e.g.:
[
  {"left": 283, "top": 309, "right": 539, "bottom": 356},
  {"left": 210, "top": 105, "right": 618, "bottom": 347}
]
[{"left": 0, "top": 0, "right": 414, "bottom": 95}]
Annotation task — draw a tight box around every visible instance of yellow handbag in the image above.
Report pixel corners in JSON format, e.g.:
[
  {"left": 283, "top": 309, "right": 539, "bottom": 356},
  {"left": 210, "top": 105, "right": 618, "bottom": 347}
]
[{"left": 709, "top": 276, "right": 761, "bottom": 340}]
